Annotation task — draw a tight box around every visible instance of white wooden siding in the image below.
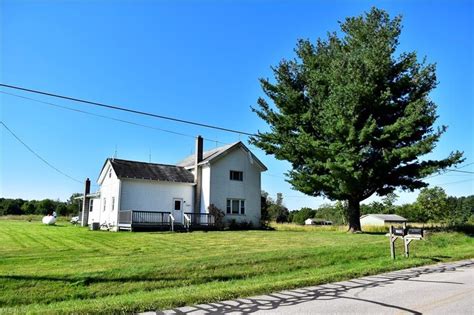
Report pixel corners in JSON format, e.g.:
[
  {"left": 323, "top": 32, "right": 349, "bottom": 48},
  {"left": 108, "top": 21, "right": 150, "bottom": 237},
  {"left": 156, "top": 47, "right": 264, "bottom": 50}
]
[
  {"left": 208, "top": 147, "right": 262, "bottom": 227},
  {"left": 360, "top": 216, "right": 385, "bottom": 226},
  {"left": 119, "top": 179, "right": 194, "bottom": 223},
  {"left": 87, "top": 197, "right": 101, "bottom": 225},
  {"left": 96, "top": 161, "right": 121, "bottom": 230},
  {"left": 200, "top": 165, "right": 211, "bottom": 213}
]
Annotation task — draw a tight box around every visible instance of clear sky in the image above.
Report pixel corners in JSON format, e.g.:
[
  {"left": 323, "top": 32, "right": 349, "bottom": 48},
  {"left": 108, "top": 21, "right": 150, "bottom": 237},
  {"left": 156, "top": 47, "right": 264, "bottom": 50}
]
[{"left": 1, "top": 0, "right": 473, "bottom": 209}]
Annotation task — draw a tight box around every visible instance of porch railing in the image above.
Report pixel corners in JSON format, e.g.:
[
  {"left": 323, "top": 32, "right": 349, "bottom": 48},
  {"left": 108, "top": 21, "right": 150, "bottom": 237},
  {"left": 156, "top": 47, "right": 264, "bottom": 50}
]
[
  {"left": 183, "top": 213, "right": 191, "bottom": 230},
  {"left": 119, "top": 210, "right": 171, "bottom": 226},
  {"left": 184, "top": 213, "right": 215, "bottom": 226},
  {"left": 119, "top": 210, "right": 132, "bottom": 224},
  {"left": 169, "top": 214, "right": 175, "bottom": 232}
]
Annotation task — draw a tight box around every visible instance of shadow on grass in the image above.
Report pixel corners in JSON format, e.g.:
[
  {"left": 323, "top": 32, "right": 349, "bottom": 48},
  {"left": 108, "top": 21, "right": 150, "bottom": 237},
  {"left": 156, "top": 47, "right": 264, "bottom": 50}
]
[
  {"left": 149, "top": 260, "right": 473, "bottom": 315},
  {"left": 362, "top": 231, "right": 387, "bottom": 235},
  {"left": 417, "top": 255, "right": 452, "bottom": 263},
  {"left": 1, "top": 260, "right": 472, "bottom": 313},
  {"left": 0, "top": 273, "right": 256, "bottom": 286}
]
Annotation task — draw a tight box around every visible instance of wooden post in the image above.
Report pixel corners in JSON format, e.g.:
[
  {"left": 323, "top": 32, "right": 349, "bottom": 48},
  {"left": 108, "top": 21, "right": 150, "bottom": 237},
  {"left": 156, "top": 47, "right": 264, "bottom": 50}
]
[
  {"left": 81, "top": 178, "right": 91, "bottom": 227},
  {"left": 389, "top": 225, "right": 396, "bottom": 260},
  {"left": 194, "top": 136, "right": 203, "bottom": 214},
  {"left": 404, "top": 238, "right": 410, "bottom": 258}
]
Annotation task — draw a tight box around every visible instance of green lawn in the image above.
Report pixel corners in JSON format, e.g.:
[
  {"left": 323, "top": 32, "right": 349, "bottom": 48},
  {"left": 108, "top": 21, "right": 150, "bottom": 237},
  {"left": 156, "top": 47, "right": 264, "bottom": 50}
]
[{"left": 0, "top": 219, "right": 472, "bottom": 314}]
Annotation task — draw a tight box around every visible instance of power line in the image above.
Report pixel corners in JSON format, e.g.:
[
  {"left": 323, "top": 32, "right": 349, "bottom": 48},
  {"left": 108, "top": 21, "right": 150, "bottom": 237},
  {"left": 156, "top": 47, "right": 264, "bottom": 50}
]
[
  {"left": 426, "top": 162, "right": 474, "bottom": 179},
  {"left": 2, "top": 83, "right": 472, "bottom": 181},
  {"left": 0, "top": 91, "right": 225, "bottom": 145},
  {"left": 0, "top": 121, "right": 83, "bottom": 184},
  {"left": 0, "top": 83, "right": 255, "bottom": 136},
  {"left": 454, "top": 162, "right": 474, "bottom": 169},
  {"left": 446, "top": 169, "right": 474, "bottom": 174},
  {"left": 433, "top": 178, "right": 474, "bottom": 186}
]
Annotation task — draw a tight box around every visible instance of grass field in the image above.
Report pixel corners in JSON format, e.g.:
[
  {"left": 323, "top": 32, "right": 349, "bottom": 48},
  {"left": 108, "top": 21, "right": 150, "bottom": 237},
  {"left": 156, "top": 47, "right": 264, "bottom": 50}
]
[{"left": 0, "top": 219, "right": 472, "bottom": 314}]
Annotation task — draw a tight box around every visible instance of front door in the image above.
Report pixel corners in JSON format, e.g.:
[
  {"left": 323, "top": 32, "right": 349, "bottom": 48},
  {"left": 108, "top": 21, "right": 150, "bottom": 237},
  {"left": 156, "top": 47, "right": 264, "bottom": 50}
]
[{"left": 172, "top": 198, "right": 183, "bottom": 224}]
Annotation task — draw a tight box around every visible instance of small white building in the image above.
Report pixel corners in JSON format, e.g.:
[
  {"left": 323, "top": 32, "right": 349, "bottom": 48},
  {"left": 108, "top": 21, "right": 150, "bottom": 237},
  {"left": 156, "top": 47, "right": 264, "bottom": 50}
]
[
  {"left": 81, "top": 137, "right": 267, "bottom": 231},
  {"left": 305, "top": 218, "right": 333, "bottom": 225},
  {"left": 360, "top": 214, "right": 407, "bottom": 226},
  {"left": 305, "top": 218, "right": 315, "bottom": 225}
]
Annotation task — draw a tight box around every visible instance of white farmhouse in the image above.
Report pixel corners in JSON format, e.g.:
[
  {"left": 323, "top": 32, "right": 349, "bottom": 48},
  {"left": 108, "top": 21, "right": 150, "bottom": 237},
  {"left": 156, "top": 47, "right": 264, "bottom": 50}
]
[
  {"left": 360, "top": 214, "right": 407, "bottom": 227},
  {"left": 80, "top": 136, "right": 267, "bottom": 231}
]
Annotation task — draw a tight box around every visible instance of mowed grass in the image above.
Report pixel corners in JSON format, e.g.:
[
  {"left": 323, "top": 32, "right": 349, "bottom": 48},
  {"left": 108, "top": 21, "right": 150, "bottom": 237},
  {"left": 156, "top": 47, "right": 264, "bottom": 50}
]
[{"left": 0, "top": 220, "right": 472, "bottom": 314}]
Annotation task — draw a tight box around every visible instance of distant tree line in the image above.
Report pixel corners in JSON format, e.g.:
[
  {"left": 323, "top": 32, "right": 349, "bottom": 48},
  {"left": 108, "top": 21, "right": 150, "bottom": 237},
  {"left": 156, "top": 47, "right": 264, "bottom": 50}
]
[
  {"left": 261, "top": 191, "right": 290, "bottom": 223},
  {"left": 263, "top": 187, "right": 474, "bottom": 226},
  {"left": 0, "top": 193, "right": 82, "bottom": 216}
]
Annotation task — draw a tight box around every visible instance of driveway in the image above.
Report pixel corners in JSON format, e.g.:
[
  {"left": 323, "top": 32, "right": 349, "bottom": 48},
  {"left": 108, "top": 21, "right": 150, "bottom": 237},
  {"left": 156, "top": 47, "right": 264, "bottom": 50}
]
[{"left": 145, "top": 259, "right": 474, "bottom": 314}]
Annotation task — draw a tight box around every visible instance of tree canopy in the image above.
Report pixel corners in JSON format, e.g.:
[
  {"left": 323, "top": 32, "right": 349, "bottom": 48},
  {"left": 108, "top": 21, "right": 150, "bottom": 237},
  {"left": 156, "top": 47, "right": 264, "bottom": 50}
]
[{"left": 251, "top": 8, "right": 463, "bottom": 231}]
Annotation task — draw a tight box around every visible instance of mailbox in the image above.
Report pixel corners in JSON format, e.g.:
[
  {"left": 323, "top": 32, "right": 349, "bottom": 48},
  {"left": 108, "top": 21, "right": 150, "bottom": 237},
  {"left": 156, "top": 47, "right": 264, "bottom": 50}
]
[
  {"left": 388, "top": 225, "right": 424, "bottom": 259},
  {"left": 393, "top": 227, "right": 406, "bottom": 236},
  {"left": 407, "top": 228, "right": 423, "bottom": 237}
]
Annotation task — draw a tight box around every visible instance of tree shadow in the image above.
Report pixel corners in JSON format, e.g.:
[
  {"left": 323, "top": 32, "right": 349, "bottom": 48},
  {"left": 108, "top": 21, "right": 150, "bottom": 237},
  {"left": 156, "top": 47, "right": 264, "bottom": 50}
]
[
  {"left": 151, "top": 260, "right": 473, "bottom": 315},
  {"left": 1, "top": 260, "right": 471, "bottom": 313},
  {"left": 362, "top": 231, "right": 387, "bottom": 235}
]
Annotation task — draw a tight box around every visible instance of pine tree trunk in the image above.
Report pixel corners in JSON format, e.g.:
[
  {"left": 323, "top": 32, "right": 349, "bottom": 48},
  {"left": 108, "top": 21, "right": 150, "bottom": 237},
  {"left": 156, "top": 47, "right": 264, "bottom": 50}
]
[{"left": 347, "top": 199, "right": 362, "bottom": 233}]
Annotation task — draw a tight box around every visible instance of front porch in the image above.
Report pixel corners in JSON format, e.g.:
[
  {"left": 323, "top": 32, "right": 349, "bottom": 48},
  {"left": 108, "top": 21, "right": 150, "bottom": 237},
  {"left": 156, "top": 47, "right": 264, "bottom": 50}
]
[{"left": 118, "top": 210, "right": 215, "bottom": 231}]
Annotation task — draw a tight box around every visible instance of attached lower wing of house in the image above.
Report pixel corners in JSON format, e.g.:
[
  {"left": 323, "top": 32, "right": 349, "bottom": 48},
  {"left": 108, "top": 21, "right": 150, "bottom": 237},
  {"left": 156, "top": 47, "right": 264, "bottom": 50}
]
[{"left": 79, "top": 136, "right": 267, "bottom": 231}]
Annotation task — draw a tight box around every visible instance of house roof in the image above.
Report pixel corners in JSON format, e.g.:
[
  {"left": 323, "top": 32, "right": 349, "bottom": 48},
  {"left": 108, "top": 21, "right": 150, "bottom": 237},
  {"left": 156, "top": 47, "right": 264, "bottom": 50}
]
[
  {"left": 360, "top": 214, "right": 407, "bottom": 222},
  {"left": 176, "top": 141, "right": 267, "bottom": 171},
  {"left": 105, "top": 158, "right": 195, "bottom": 183}
]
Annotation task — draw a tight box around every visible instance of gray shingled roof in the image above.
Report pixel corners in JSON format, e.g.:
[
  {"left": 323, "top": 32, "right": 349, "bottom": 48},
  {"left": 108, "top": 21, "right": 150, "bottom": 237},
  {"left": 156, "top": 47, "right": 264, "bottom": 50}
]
[
  {"left": 109, "top": 158, "right": 194, "bottom": 183},
  {"left": 176, "top": 142, "right": 239, "bottom": 168},
  {"left": 361, "top": 214, "right": 407, "bottom": 222},
  {"left": 177, "top": 141, "right": 267, "bottom": 171}
]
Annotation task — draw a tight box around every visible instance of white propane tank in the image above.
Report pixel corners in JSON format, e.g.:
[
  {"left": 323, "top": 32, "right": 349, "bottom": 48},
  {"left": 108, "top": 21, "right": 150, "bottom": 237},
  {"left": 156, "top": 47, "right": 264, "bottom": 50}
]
[{"left": 42, "top": 216, "right": 57, "bottom": 225}]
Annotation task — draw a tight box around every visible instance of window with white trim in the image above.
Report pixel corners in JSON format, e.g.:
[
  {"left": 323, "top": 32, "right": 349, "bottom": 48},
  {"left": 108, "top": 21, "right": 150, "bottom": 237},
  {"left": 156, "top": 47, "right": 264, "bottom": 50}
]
[
  {"left": 89, "top": 199, "right": 94, "bottom": 212},
  {"left": 229, "top": 170, "right": 243, "bottom": 181},
  {"left": 112, "top": 197, "right": 115, "bottom": 211},
  {"left": 226, "top": 199, "right": 245, "bottom": 215},
  {"left": 103, "top": 198, "right": 106, "bottom": 212}
]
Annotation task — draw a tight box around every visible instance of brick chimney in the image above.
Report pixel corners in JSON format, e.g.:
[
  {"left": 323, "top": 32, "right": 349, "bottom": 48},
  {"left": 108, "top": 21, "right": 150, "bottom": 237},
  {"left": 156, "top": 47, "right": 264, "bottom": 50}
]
[
  {"left": 81, "top": 178, "right": 91, "bottom": 227},
  {"left": 194, "top": 136, "right": 203, "bottom": 214}
]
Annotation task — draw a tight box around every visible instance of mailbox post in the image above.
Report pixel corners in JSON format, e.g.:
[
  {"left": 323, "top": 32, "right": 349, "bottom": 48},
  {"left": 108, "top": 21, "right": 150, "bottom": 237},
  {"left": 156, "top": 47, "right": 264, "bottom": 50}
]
[
  {"left": 404, "top": 228, "right": 424, "bottom": 258},
  {"left": 388, "top": 224, "right": 423, "bottom": 259},
  {"left": 389, "top": 225, "right": 406, "bottom": 259}
]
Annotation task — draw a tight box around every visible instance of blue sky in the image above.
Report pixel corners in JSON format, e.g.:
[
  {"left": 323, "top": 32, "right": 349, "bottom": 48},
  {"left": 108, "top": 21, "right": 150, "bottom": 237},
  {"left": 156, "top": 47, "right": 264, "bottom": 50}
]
[{"left": 1, "top": 0, "right": 473, "bottom": 209}]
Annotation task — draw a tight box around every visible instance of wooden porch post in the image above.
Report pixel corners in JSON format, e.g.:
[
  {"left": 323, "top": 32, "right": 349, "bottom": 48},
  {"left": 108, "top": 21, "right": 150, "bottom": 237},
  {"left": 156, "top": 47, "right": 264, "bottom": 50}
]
[{"left": 81, "top": 178, "right": 91, "bottom": 227}]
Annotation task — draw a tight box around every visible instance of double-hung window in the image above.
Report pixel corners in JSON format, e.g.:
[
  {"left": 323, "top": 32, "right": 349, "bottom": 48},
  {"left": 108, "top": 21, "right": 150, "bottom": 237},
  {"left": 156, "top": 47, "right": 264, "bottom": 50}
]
[
  {"left": 226, "top": 199, "right": 245, "bottom": 215},
  {"left": 229, "top": 170, "right": 243, "bottom": 181}
]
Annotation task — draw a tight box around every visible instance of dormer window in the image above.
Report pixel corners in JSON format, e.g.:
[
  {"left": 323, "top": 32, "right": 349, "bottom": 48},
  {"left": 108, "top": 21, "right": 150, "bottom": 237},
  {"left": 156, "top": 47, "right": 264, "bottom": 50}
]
[{"left": 229, "top": 170, "right": 243, "bottom": 181}]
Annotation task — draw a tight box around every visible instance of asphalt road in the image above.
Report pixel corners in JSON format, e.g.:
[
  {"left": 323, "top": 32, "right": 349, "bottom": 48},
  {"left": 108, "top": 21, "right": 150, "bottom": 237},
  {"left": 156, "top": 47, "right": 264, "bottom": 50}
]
[{"left": 148, "top": 259, "right": 474, "bottom": 315}]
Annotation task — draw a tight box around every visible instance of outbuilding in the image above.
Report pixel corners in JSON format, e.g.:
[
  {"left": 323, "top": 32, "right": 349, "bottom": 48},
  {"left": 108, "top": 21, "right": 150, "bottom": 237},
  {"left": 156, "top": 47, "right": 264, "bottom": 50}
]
[
  {"left": 360, "top": 214, "right": 407, "bottom": 226},
  {"left": 305, "top": 218, "right": 333, "bottom": 225},
  {"left": 305, "top": 218, "right": 315, "bottom": 225}
]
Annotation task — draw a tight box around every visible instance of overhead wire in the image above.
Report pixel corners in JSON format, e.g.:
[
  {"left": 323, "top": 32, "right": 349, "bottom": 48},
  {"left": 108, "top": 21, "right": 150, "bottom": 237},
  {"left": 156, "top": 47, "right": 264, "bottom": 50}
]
[
  {"left": 432, "top": 178, "right": 474, "bottom": 186},
  {"left": 425, "top": 162, "right": 474, "bottom": 179},
  {"left": 0, "top": 83, "right": 255, "bottom": 136},
  {"left": 0, "top": 91, "right": 226, "bottom": 144},
  {"left": 0, "top": 121, "right": 83, "bottom": 184},
  {"left": 2, "top": 83, "right": 472, "bottom": 189}
]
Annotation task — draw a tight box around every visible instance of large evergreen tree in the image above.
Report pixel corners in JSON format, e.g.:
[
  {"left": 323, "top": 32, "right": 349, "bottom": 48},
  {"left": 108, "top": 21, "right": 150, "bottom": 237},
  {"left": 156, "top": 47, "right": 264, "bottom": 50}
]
[{"left": 251, "top": 8, "right": 463, "bottom": 232}]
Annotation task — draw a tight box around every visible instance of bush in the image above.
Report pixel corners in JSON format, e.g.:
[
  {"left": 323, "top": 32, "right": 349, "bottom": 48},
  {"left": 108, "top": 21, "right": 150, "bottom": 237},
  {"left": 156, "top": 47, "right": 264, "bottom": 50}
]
[
  {"left": 208, "top": 204, "right": 225, "bottom": 229},
  {"left": 227, "top": 219, "right": 253, "bottom": 230}
]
